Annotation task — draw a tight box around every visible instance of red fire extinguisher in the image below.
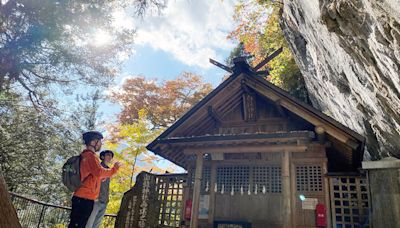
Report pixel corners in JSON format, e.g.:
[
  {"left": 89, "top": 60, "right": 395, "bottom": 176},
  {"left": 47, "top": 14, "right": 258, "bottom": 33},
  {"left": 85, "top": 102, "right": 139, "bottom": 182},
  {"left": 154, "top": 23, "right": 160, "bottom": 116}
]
[
  {"left": 184, "top": 199, "right": 192, "bottom": 220},
  {"left": 315, "top": 203, "right": 327, "bottom": 227}
]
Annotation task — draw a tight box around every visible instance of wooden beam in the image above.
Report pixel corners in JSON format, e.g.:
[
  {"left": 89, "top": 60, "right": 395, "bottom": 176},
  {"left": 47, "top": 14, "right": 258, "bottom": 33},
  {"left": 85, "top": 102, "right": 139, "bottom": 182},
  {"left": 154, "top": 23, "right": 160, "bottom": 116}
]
[
  {"left": 172, "top": 79, "right": 242, "bottom": 136},
  {"left": 220, "top": 118, "right": 288, "bottom": 127},
  {"left": 208, "top": 106, "right": 223, "bottom": 125},
  {"left": 184, "top": 145, "right": 307, "bottom": 155},
  {"left": 291, "top": 157, "right": 328, "bottom": 163},
  {"left": 159, "top": 131, "right": 314, "bottom": 145},
  {"left": 323, "top": 161, "right": 332, "bottom": 228},
  {"left": 290, "top": 161, "right": 297, "bottom": 228},
  {"left": 218, "top": 91, "right": 243, "bottom": 116},
  {"left": 190, "top": 154, "right": 203, "bottom": 228},
  {"left": 282, "top": 151, "right": 292, "bottom": 228},
  {"left": 241, "top": 81, "right": 252, "bottom": 94},
  {"left": 215, "top": 90, "right": 241, "bottom": 114},
  {"left": 244, "top": 80, "right": 355, "bottom": 145},
  {"left": 182, "top": 115, "right": 210, "bottom": 136},
  {"left": 346, "top": 138, "right": 359, "bottom": 150},
  {"left": 254, "top": 47, "right": 283, "bottom": 71},
  {"left": 162, "top": 148, "right": 179, "bottom": 163},
  {"left": 174, "top": 152, "right": 186, "bottom": 165},
  {"left": 208, "top": 162, "right": 217, "bottom": 224},
  {"left": 181, "top": 167, "right": 192, "bottom": 224},
  {"left": 275, "top": 99, "right": 287, "bottom": 117}
]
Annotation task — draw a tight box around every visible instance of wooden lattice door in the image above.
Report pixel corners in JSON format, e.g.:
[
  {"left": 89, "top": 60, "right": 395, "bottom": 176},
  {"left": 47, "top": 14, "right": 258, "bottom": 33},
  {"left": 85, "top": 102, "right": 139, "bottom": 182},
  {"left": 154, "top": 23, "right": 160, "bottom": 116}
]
[
  {"left": 329, "top": 176, "right": 370, "bottom": 228},
  {"left": 156, "top": 175, "right": 186, "bottom": 228},
  {"left": 292, "top": 163, "right": 326, "bottom": 227}
]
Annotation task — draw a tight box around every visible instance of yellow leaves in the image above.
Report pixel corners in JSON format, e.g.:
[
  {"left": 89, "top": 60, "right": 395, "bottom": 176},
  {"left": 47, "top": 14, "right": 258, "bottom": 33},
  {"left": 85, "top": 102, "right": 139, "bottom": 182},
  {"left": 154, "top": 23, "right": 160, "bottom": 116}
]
[
  {"left": 140, "top": 153, "right": 159, "bottom": 164},
  {"left": 229, "top": 0, "right": 309, "bottom": 102},
  {"left": 104, "top": 74, "right": 212, "bottom": 215},
  {"left": 104, "top": 109, "right": 170, "bottom": 214}
]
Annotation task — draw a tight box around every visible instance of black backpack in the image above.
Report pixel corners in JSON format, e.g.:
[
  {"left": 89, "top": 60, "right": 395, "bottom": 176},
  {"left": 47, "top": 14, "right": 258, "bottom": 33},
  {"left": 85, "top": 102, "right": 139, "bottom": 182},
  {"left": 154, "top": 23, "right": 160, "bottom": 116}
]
[{"left": 62, "top": 155, "right": 81, "bottom": 192}]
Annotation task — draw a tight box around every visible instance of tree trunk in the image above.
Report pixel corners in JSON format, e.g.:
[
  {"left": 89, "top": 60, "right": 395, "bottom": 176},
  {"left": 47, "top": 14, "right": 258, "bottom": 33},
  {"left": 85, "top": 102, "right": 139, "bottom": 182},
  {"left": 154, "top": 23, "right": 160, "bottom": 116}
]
[{"left": 0, "top": 171, "right": 21, "bottom": 228}]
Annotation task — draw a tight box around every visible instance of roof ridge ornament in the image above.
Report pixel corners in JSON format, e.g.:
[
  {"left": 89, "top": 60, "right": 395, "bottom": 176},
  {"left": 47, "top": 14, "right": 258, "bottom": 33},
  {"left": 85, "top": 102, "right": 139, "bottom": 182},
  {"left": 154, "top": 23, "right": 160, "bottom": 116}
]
[{"left": 209, "top": 47, "right": 283, "bottom": 76}]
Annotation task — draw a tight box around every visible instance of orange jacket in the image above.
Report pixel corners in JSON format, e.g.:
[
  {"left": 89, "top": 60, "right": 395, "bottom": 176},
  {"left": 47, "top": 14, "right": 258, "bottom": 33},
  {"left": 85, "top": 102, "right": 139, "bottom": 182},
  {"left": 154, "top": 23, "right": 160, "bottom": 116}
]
[{"left": 74, "top": 149, "right": 118, "bottom": 200}]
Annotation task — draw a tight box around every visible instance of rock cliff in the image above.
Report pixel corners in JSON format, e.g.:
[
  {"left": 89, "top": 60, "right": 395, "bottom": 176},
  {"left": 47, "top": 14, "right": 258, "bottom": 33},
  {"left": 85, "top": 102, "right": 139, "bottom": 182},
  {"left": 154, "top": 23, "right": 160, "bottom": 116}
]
[{"left": 281, "top": 0, "right": 400, "bottom": 159}]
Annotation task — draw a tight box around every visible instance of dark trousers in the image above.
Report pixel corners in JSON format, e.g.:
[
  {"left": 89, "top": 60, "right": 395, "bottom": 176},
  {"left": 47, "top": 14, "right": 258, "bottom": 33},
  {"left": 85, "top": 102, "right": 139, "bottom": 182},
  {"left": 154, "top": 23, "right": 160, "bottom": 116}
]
[{"left": 68, "top": 196, "right": 94, "bottom": 228}]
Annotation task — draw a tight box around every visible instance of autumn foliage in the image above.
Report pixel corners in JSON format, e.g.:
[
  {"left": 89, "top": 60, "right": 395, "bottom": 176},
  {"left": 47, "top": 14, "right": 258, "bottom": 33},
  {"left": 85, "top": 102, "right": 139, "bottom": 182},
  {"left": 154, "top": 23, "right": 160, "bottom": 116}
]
[
  {"left": 229, "top": 0, "right": 309, "bottom": 102},
  {"left": 105, "top": 73, "right": 212, "bottom": 213},
  {"left": 109, "top": 72, "right": 213, "bottom": 129}
]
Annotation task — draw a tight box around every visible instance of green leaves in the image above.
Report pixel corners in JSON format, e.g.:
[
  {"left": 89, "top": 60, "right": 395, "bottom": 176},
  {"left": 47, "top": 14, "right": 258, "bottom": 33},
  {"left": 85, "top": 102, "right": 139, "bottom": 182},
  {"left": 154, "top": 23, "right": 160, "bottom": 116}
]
[
  {"left": 105, "top": 109, "right": 163, "bottom": 213},
  {"left": 0, "top": 91, "right": 74, "bottom": 202},
  {"left": 229, "top": 0, "right": 310, "bottom": 103},
  {"left": 0, "top": 0, "right": 162, "bottom": 108},
  {"left": 0, "top": 0, "right": 167, "bottom": 208},
  {"left": 105, "top": 72, "right": 211, "bottom": 213},
  {"left": 0, "top": 89, "right": 107, "bottom": 204}
]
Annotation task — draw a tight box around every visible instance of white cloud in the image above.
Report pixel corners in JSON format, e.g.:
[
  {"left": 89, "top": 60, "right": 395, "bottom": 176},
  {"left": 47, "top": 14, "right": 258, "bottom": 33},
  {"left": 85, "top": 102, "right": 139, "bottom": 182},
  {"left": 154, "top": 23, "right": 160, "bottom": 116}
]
[
  {"left": 131, "top": 0, "right": 237, "bottom": 69},
  {"left": 112, "top": 10, "right": 134, "bottom": 31}
]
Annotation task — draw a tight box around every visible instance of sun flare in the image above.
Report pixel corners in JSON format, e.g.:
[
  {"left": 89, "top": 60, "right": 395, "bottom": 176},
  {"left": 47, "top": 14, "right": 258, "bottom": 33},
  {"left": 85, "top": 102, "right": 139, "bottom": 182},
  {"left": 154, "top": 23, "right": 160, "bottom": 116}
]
[{"left": 93, "top": 30, "right": 112, "bottom": 46}]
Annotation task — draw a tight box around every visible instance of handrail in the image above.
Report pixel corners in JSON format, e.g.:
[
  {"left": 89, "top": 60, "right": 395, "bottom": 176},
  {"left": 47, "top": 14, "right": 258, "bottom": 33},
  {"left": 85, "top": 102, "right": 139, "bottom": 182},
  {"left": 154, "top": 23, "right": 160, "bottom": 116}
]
[
  {"left": 9, "top": 192, "right": 117, "bottom": 217},
  {"left": 10, "top": 191, "right": 117, "bottom": 227},
  {"left": 10, "top": 192, "right": 72, "bottom": 210}
]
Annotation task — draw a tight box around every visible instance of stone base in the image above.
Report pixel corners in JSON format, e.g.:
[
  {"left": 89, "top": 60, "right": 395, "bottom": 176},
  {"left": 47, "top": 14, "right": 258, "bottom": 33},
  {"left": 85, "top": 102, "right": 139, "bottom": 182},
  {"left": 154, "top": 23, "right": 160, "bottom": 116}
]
[{"left": 362, "top": 157, "right": 400, "bottom": 169}]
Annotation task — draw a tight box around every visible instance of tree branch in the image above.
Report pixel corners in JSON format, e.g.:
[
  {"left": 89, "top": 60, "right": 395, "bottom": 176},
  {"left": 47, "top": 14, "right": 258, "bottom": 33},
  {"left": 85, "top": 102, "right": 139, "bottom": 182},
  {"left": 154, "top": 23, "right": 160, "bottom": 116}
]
[
  {"left": 23, "top": 68, "right": 72, "bottom": 84},
  {"left": 16, "top": 76, "right": 42, "bottom": 111}
]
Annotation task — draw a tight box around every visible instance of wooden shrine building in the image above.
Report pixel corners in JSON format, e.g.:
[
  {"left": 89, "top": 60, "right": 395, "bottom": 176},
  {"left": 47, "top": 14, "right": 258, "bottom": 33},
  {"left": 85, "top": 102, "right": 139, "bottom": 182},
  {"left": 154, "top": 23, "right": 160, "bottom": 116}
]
[{"left": 146, "top": 58, "right": 368, "bottom": 228}]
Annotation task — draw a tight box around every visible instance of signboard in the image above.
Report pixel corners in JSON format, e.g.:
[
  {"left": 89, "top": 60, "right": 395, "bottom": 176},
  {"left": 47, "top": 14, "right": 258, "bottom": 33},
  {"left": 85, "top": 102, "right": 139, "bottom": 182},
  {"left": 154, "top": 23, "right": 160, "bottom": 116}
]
[
  {"left": 198, "top": 195, "right": 209, "bottom": 219},
  {"left": 115, "top": 172, "right": 159, "bottom": 228},
  {"left": 138, "top": 175, "right": 151, "bottom": 228},
  {"left": 302, "top": 198, "right": 318, "bottom": 210}
]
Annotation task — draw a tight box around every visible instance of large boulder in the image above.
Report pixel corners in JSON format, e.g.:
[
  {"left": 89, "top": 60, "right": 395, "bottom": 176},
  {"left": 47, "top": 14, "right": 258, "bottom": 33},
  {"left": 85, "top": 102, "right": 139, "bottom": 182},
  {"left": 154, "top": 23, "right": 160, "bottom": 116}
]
[{"left": 281, "top": 0, "right": 400, "bottom": 159}]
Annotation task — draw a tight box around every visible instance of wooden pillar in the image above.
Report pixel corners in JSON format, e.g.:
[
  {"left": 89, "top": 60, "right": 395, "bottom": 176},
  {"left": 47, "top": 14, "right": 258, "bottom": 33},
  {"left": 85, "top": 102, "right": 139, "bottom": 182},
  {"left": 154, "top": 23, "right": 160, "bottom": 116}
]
[
  {"left": 190, "top": 153, "right": 203, "bottom": 228},
  {"left": 282, "top": 151, "right": 292, "bottom": 228},
  {"left": 290, "top": 162, "right": 297, "bottom": 227},
  {"left": 181, "top": 167, "right": 192, "bottom": 225},
  {"left": 323, "top": 160, "right": 332, "bottom": 228},
  {"left": 208, "top": 161, "right": 217, "bottom": 224}
]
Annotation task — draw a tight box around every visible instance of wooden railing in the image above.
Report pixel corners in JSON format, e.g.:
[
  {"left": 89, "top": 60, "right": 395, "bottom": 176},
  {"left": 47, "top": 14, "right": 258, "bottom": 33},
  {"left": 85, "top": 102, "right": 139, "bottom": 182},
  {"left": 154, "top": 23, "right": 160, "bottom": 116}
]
[
  {"left": 9, "top": 192, "right": 116, "bottom": 228},
  {"left": 115, "top": 172, "right": 188, "bottom": 228}
]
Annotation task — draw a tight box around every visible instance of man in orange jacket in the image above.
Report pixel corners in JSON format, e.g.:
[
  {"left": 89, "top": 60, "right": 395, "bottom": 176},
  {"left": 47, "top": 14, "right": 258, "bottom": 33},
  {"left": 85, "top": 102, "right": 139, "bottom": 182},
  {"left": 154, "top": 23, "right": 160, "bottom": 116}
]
[{"left": 68, "top": 131, "right": 122, "bottom": 228}]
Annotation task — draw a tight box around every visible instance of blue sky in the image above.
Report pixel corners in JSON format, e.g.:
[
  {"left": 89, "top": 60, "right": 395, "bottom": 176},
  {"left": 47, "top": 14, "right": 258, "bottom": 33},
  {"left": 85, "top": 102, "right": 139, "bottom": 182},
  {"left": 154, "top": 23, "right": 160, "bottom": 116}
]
[
  {"left": 99, "top": 0, "right": 238, "bottom": 173},
  {"left": 99, "top": 45, "right": 233, "bottom": 121},
  {"left": 100, "top": 0, "right": 238, "bottom": 121},
  {"left": 122, "top": 44, "right": 229, "bottom": 85}
]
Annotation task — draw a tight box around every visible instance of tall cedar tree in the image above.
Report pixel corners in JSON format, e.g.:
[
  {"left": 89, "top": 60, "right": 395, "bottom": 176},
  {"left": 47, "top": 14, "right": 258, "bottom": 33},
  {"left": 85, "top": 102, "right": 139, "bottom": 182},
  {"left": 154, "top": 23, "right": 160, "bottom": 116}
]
[
  {"left": 0, "top": 0, "right": 165, "bottom": 108},
  {"left": 0, "top": 90, "right": 103, "bottom": 204}
]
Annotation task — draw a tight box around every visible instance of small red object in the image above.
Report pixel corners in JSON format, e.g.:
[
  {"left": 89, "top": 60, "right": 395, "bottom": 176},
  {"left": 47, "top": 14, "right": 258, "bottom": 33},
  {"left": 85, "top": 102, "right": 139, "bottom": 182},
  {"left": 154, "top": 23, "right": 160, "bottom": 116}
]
[
  {"left": 184, "top": 199, "right": 192, "bottom": 220},
  {"left": 315, "top": 203, "right": 327, "bottom": 227}
]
